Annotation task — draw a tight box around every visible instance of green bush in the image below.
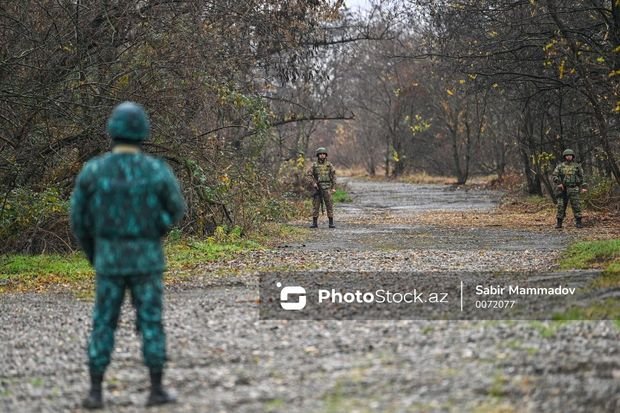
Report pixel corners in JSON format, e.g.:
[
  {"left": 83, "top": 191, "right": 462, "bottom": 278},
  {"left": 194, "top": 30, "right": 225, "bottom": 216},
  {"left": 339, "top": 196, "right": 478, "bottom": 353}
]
[
  {"left": 277, "top": 155, "right": 312, "bottom": 196},
  {"left": 0, "top": 187, "right": 73, "bottom": 254},
  {"left": 582, "top": 176, "right": 618, "bottom": 209}
]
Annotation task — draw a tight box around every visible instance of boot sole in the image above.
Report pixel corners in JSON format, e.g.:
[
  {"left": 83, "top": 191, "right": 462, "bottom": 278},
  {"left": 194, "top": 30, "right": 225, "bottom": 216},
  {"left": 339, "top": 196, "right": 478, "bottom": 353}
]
[
  {"left": 146, "top": 398, "right": 177, "bottom": 407},
  {"left": 82, "top": 400, "right": 104, "bottom": 410}
]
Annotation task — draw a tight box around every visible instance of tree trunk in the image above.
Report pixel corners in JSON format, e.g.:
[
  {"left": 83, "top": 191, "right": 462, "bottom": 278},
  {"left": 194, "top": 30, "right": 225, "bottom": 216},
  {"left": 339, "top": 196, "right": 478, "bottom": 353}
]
[
  {"left": 449, "top": 126, "right": 465, "bottom": 184},
  {"left": 547, "top": 0, "right": 620, "bottom": 185},
  {"left": 520, "top": 108, "right": 543, "bottom": 196},
  {"left": 384, "top": 136, "right": 390, "bottom": 176}
]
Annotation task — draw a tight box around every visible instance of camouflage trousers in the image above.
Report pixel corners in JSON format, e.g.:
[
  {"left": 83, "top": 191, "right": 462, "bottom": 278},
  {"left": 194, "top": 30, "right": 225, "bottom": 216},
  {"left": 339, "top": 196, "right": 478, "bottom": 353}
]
[
  {"left": 312, "top": 188, "right": 334, "bottom": 218},
  {"left": 88, "top": 273, "right": 166, "bottom": 374},
  {"left": 556, "top": 187, "right": 582, "bottom": 219}
]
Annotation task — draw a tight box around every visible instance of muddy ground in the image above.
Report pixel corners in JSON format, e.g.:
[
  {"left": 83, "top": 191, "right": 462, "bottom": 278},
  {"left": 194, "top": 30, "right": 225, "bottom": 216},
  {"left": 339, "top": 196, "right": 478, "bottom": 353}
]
[{"left": 1, "top": 179, "right": 618, "bottom": 413}]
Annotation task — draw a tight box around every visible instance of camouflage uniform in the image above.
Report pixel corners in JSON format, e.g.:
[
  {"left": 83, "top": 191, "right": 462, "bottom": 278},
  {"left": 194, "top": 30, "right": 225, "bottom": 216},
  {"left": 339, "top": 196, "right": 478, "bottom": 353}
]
[
  {"left": 71, "top": 152, "right": 184, "bottom": 373},
  {"left": 71, "top": 102, "right": 184, "bottom": 408},
  {"left": 552, "top": 149, "right": 585, "bottom": 228},
  {"left": 310, "top": 160, "right": 336, "bottom": 218}
]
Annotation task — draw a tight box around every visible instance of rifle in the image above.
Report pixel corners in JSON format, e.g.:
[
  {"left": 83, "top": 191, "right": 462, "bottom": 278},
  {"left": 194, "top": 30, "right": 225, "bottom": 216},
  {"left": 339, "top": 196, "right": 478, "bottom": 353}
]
[
  {"left": 314, "top": 185, "right": 325, "bottom": 216},
  {"left": 557, "top": 184, "right": 568, "bottom": 207},
  {"left": 312, "top": 168, "right": 325, "bottom": 216}
]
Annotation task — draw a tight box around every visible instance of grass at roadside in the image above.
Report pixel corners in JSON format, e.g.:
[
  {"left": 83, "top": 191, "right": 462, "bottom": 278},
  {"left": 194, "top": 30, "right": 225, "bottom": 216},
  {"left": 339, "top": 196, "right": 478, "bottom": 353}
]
[
  {"left": 333, "top": 188, "right": 352, "bottom": 203},
  {"left": 0, "top": 253, "right": 93, "bottom": 293},
  {"left": 247, "top": 222, "right": 309, "bottom": 246},
  {"left": 553, "top": 239, "right": 620, "bottom": 323},
  {"left": 559, "top": 238, "right": 620, "bottom": 296},
  {"left": 0, "top": 236, "right": 276, "bottom": 295},
  {"left": 559, "top": 238, "right": 620, "bottom": 271},
  {"left": 165, "top": 239, "right": 260, "bottom": 271},
  {"left": 0, "top": 221, "right": 312, "bottom": 295}
]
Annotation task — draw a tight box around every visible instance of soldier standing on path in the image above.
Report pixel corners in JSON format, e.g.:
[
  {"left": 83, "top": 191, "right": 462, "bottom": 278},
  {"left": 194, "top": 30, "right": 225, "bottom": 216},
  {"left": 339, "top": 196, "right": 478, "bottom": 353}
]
[
  {"left": 308, "top": 147, "right": 336, "bottom": 228},
  {"left": 70, "top": 102, "right": 185, "bottom": 409},
  {"left": 552, "top": 149, "right": 587, "bottom": 229}
]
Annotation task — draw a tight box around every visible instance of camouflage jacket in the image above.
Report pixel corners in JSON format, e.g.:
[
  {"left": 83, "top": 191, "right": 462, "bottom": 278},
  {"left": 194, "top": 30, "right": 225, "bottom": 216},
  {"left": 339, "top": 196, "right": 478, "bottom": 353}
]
[
  {"left": 552, "top": 161, "right": 585, "bottom": 188},
  {"left": 70, "top": 151, "right": 185, "bottom": 276},
  {"left": 308, "top": 160, "right": 336, "bottom": 190}
]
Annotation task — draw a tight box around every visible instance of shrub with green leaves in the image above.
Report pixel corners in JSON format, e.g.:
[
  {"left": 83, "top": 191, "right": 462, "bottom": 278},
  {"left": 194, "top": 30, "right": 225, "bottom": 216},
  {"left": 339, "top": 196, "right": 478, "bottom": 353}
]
[
  {"left": 0, "top": 187, "right": 73, "bottom": 254},
  {"left": 582, "top": 177, "right": 618, "bottom": 209}
]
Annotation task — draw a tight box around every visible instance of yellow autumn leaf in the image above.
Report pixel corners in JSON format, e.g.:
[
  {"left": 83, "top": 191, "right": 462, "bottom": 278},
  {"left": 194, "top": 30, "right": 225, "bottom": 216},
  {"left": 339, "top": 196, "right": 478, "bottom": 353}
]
[
  {"left": 459, "top": 79, "right": 466, "bottom": 84},
  {"left": 596, "top": 56, "right": 606, "bottom": 63},
  {"left": 115, "top": 74, "right": 130, "bottom": 90},
  {"left": 609, "top": 70, "right": 620, "bottom": 77},
  {"left": 446, "top": 89, "right": 454, "bottom": 96},
  {"left": 558, "top": 60, "right": 565, "bottom": 79}
]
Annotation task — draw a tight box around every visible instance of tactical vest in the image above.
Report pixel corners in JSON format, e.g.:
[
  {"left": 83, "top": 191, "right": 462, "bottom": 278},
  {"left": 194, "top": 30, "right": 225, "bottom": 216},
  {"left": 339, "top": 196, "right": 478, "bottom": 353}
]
[
  {"left": 312, "top": 161, "right": 333, "bottom": 190},
  {"left": 557, "top": 162, "right": 582, "bottom": 187}
]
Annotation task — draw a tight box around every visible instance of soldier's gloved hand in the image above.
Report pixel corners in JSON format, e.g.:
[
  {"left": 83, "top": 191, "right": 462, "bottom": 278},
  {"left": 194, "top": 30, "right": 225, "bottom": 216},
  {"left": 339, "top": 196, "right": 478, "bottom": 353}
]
[
  {"left": 581, "top": 188, "right": 588, "bottom": 193},
  {"left": 313, "top": 183, "right": 318, "bottom": 189},
  {"left": 331, "top": 188, "right": 336, "bottom": 193}
]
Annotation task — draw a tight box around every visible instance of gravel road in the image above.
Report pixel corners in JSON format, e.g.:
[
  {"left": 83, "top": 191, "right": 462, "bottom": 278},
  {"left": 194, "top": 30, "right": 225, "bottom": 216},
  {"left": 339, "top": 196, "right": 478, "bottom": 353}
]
[{"left": 1, "top": 179, "right": 619, "bottom": 413}]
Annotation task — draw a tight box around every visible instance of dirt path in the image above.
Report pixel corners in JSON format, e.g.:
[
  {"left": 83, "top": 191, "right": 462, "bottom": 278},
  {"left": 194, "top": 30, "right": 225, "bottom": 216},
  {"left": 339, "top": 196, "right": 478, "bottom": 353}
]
[{"left": 1, "top": 179, "right": 619, "bottom": 413}]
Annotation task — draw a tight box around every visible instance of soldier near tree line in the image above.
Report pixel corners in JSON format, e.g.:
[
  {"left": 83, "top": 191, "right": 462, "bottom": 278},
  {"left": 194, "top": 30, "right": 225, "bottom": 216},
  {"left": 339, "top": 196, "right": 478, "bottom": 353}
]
[
  {"left": 70, "top": 102, "right": 185, "bottom": 409},
  {"left": 308, "top": 147, "right": 336, "bottom": 228},
  {"left": 552, "top": 149, "right": 587, "bottom": 229}
]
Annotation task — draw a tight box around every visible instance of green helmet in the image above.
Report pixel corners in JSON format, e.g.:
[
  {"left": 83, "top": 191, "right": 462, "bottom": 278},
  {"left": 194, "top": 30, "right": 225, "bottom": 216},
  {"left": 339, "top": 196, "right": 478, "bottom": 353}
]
[
  {"left": 562, "top": 149, "right": 575, "bottom": 157},
  {"left": 315, "top": 147, "right": 328, "bottom": 156},
  {"left": 107, "top": 101, "right": 150, "bottom": 141}
]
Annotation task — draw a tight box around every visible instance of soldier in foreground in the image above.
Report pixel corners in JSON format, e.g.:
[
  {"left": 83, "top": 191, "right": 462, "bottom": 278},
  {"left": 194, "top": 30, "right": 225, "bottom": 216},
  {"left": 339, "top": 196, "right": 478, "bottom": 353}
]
[
  {"left": 552, "top": 148, "right": 587, "bottom": 228},
  {"left": 308, "top": 147, "right": 336, "bottom": 228},
  {"left": 70, "top": 102, "right": 185, "bottom": 409}
]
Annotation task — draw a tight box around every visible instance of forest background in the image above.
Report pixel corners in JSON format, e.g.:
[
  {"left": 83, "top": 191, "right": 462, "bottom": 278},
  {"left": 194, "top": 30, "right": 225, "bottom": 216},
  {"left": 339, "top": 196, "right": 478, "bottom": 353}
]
[{"left": 1, "top": 0, "right": 619, "bottom": 254}]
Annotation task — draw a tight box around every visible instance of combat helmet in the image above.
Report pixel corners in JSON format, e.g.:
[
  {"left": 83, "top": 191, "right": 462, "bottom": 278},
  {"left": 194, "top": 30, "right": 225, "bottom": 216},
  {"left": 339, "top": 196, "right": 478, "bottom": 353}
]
[
  {"left": 315, "top": 147, "right": 328, "bottom": 156},
  {"left": 562, "top": 149, "right": 575, "bottom": 158},
  {"left": 107, "top": 101, "right": 150, "bottom": 141}
]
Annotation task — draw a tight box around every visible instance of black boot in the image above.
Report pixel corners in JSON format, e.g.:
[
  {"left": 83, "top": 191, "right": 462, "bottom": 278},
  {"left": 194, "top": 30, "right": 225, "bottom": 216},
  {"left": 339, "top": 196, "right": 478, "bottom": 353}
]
[
  {"left": 146, "top": 370, "right": 176, "bottom": 407},
  {"left": 310, "top": 217, "right": 318, "bottom": 228},
  {"left": 576, "top": 217, "right": 583, "bottom": 228},
  {"left": 555, "top": 218, "right": 563, "bottom": 229},
  {"left": 82, "top": 371, "right": 104, "bottom": 410},
  {"left": 329, "top": 218, "right": 335, "bottom": 228}
]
